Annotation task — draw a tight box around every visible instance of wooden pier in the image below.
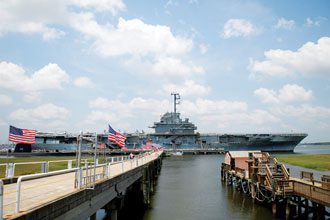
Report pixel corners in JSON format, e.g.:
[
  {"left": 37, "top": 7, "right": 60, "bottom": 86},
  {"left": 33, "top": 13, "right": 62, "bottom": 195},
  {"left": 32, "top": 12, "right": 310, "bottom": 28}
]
[
  {"left": 221, "top": 152, "right": 330, "bottom": 219},
  {"left": 0, "top": 151, "right": 163, "bottom": 220}
]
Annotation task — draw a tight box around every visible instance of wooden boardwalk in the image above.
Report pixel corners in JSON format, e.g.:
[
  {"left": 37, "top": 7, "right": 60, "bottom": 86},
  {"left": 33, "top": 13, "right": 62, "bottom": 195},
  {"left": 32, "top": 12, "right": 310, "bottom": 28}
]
[
  {"left": 1, "top": 152, "right": 162, "bottom": 219},
  {"left": 221, "top": 152, "right": 330, "bottom": 218}
]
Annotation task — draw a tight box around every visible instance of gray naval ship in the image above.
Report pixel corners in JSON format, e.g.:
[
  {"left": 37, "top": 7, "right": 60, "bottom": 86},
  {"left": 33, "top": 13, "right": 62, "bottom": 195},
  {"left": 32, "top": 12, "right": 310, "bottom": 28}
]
[
  {"left": 12, "top": 93, "right": 307, "bottom": 152},
  {"left": 125, "top": 93, "right": 307, "bottom": 152}
]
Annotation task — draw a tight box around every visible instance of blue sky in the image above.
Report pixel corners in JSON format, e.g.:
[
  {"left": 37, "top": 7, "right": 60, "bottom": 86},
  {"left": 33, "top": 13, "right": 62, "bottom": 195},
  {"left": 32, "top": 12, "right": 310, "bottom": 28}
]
[{"left": 0, "top": 0, "right": 329, "bottom": 143}]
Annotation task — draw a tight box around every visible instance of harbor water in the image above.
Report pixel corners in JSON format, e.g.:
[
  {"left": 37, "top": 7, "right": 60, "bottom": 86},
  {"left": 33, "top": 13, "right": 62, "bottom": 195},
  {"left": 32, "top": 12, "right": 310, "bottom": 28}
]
[
  {"left": 144, "top": 154, "right": 275, "bottom": 220},
  {"left": 98, "top": 145, "right": 329, "bottom": 220}
]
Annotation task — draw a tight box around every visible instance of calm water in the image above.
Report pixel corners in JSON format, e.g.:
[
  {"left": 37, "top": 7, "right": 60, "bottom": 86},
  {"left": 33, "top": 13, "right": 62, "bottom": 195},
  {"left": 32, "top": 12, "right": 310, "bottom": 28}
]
[
  {"left": 96, "top": 145, "right": 329, "bottom": 220},
  {"left": 143, "top": 155, "right": 276, "bottom": 220},
  {"left": 143, "top": 145, "right": 329, "bottom": 220}
]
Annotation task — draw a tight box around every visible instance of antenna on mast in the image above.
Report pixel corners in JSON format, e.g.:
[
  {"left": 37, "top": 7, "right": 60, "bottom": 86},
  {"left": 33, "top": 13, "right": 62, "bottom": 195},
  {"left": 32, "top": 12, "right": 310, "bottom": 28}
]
[{"left": 171, "top": 92, "right": 180, "bottom": 114}]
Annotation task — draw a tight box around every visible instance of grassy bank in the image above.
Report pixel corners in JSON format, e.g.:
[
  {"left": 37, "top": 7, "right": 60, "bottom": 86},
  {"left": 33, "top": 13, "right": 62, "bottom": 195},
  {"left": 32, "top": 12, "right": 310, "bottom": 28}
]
[
  {"left": 0, "top": 156, "right": 100, "bottom": 178},
  {"left": 277, "top": 154, "right": 330, "bottom": 171}
]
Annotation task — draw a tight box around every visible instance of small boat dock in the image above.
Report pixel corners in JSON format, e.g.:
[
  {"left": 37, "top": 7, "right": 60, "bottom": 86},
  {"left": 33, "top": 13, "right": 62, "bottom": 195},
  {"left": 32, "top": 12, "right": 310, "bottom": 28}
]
[{"left": 221, "top": 151, "right": 330, "bottom": 219}]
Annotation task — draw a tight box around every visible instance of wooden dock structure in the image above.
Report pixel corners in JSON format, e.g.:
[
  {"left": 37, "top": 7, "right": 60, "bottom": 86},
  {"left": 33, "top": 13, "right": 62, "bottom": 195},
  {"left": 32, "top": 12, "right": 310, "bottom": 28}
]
[
  {"left": 0, "top": 151, "right": 163, "bottom": 220},
  {"left": 221, "top": 152, "right": 330, "bottom": 219}
]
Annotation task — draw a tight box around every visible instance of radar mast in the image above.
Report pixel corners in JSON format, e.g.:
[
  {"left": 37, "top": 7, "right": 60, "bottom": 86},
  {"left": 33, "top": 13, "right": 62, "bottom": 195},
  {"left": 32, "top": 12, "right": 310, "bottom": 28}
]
[{"left": 171, "top": 92, "right": 180, "bottom": 114}]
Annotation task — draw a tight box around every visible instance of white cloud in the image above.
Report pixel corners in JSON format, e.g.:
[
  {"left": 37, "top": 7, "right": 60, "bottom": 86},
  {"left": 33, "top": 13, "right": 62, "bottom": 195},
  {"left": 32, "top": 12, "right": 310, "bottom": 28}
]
[
  {"left": 69, "top": 0, "right": 125, "bottom": 14},
  {"left": 0, "top": 2, "right": 202, "bottom": 79},
  {"left": 222, "top": 19, "right": 258, "bottom": 38},
  {"left": 178, "top": 99, "right": 280, "bottom": 132},
  {"left": 0, "top": 1, "right": 68, "bottom": 40},
  {"left": 9, "top": 103, "right": 70, "bottom": 122},
  {"left": 305, "top": 18, "right": 321, "bottom": 27},
  {"left": 202, "top": 109, "right": 280, "bottom": 130},
  {"left": 88, "top": 98, "right": 133, "bottom": 118},
  {"left": 23, "top": 92, "right": 42, "bottom": 103},
  {"left": 254, "top": 88, "right": 279, "bottom": 104},
  {"left": 32, "top": 63, "right": 70, "bottom": 90},
  {"left": 249, "top": 37, "right": 330, "bottom": 77},
  {"left": 278, "top": 84, "right": 313, "bottom": 103},
  {"left": 87, "top": 97, "right": 171, "bottom": 129},
  {"left": 161, "top": 80, "right": 210, "bottom": 97},
  {"left": 255, "top": 84, "right": 313, "bottom": 104},
  {"left": 271, "top": 104, "right": 330, "bottom": 120},
  {"left": 151, "top": 57, "right": 204, "bottom": 76},
  {"left": 0, "top": 0, "right": 125, "bottom": 40},
  {"left": 0, "top": 62, "right": 70, "bottom": 92},
  {"left": 180, "top": 99, "right": 248, "bottom": 115},
  {"left": 275, "top": 18, "right": 295, "bottom": 30},
  {"left": 0, "top": 95, "right": 12, "bottom": 106},
  {"left": 72, "top": 16, "right": 192, "bottom": 57},
  {"left": 70, "top": 15, "right": 202, "bottom": 78},
  {"left": 0, "top": 62, "right": 69, "bottom": 103},
  {"left": 124, "top": 56, "right": 204, "bottom": 77},
  {"left": 89, "top": 97, "right": 170, "bottom": 113},
  {"left": 74, "top": 77, "right": 95, "bottom": 88},
  {"left": 86, "top": 110, "right": 118, "bottom": 124},
  {"left": 199, "top": 44, "right": 208, "bottom": 54}
]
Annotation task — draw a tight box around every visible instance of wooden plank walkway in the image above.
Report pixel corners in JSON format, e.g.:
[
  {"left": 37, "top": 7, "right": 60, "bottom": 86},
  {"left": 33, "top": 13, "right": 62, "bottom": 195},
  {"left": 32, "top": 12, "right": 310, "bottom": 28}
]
[{"left": 2, "top": 152, "right": 162, "bottom": 219}]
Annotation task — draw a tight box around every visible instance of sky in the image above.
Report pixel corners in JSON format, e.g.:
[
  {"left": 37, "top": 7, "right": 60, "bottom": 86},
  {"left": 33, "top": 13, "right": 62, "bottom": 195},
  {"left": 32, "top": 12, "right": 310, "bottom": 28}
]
[{"left": 0, "top": 0, "right": 329, "bottom": 143}]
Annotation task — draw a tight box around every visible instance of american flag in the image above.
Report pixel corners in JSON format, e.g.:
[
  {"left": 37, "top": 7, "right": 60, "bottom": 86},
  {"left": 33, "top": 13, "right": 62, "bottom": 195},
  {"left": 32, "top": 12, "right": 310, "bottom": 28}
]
[
  {"left": 108, "top": 124, "right": 126, "bottom": 148},
  {"left": 9, "top": 125, "right": 36, "bottom": 144}
]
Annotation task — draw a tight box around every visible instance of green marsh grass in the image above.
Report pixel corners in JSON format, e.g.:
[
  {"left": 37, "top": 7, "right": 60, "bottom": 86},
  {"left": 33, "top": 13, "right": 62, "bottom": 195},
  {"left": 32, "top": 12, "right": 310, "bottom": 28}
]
[
  {"left": 277, "top": 154, "right": 330, "bottom": 171},
  {"left": 0, "top": 156, "right": 105, "bottom": 178}
]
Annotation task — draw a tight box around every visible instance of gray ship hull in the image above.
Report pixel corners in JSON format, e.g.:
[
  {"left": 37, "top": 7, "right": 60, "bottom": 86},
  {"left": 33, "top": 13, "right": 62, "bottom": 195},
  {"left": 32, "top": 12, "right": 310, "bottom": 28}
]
[
  {"left": 125, "top": 133, "right": 307, "bottom": 152},
  {"left": 20, "top": 132, "right": 306, "bottom": 153}
]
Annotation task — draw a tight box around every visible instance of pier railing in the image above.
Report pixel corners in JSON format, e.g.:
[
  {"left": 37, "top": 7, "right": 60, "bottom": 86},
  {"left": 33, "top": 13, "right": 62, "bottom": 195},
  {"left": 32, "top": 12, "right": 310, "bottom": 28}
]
[
  {"left": 292, "top": 179, "right": 330, "bottom": 207},
  {"left": 0, "top": 151, "right": 163, "bottom": 217},
  {"left": 15, "top": 168, "right": 80, "bottom": 213},
  {"left": 0, "top": 155, "right": 138, "bottom": 179}
]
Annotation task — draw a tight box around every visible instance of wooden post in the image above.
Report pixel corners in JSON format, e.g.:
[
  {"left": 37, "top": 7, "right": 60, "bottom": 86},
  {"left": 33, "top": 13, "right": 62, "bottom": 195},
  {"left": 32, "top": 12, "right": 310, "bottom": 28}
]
[
  {"left": 272, "top": 200, "right": 277, "bottom": 215},
  {"left": 90, "top": 213, "right": 96, "bottom": 220},
  {"left": 316, "top": 204, "right": 325, "bottom": 220},
  {"left": 110, "top": 209, "right": 117, "bottom": 220},
  {"left": 285, "top": 200, "right": 290, "bottom": 219},
  {"left": 251, "top": 183, "right": 256, "bottom": 202},
  {"left": 304, "top": 199, "right": 309, "bottom": 218},
  {"left": 297, "top": 196, "right": 302, "bottom": 216}
]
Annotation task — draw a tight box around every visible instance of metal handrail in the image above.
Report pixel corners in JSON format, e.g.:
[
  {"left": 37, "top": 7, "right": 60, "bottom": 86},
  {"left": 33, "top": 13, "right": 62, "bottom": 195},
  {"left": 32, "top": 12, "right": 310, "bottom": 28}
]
[
  {"left": 16, "top": 168, "right": 79, "bottom": 213},
  {"left": 12, "top": 151, "right": 162, "bottom": 214}
]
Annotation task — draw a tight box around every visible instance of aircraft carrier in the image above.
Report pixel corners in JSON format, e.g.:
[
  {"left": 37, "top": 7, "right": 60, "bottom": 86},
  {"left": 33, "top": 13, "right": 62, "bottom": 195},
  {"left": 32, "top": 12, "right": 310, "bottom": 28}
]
[
  {"left": 125, "top": 93, "right": 307, "bottom": 152},
  {"left": 11, "top": 93, "right": 307, "bottom": 152}
]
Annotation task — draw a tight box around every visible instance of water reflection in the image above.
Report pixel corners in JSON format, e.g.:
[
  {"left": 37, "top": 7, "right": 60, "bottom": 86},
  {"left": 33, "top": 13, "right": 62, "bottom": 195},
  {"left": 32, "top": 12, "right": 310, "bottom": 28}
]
[{"left": 143, "top": 155, "right": 276, "bottom": 220}]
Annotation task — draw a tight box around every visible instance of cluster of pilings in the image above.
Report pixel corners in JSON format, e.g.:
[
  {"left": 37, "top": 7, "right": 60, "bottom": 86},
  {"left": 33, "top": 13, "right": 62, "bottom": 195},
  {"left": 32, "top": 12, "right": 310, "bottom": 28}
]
[
  {"left": 99, "top": 157, "right": 162, "bottom": 220},
  {"left": 221, "top": 163, "right": 329, "bottom": 219}
]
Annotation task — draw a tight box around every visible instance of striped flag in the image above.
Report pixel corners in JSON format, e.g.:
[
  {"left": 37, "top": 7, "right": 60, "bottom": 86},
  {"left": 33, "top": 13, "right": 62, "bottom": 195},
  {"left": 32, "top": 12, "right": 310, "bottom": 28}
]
[
  {"left": 9, "top": 125, "right": 36, "bottom": 144},
  {"left": 108, "top": 124, "right": 126, "bottom": 148}
]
